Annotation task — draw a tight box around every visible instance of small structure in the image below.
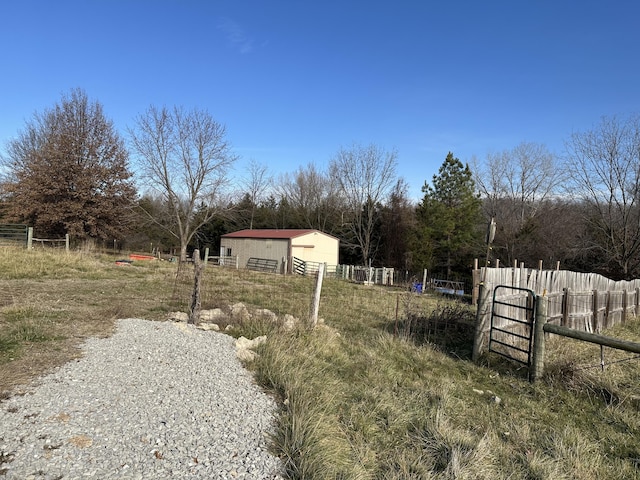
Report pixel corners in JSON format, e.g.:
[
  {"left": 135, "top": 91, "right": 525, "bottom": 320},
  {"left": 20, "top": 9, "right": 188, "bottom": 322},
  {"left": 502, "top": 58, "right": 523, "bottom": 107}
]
[{"left": 220, "top": 229, "right": 339, "bottom": 274}]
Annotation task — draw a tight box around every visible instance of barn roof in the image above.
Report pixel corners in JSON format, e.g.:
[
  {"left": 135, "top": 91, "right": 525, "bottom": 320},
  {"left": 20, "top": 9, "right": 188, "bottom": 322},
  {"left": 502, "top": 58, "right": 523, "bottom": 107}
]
[{"left": 221, "top": 229, "right": 338, "bottom": 240}]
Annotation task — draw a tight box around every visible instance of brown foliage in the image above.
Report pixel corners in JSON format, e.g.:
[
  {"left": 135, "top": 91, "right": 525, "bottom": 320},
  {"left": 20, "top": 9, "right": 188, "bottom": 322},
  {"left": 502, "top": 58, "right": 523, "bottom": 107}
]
[{"left": 1, "top": 88, "right": 136, "bottom": 240}]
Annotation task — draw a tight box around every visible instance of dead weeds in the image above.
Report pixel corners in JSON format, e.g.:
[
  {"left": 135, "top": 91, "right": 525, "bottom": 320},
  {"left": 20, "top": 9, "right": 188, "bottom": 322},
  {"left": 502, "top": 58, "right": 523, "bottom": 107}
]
[{"left": 0, "top": 256, "right": 177, "bottom": 398}]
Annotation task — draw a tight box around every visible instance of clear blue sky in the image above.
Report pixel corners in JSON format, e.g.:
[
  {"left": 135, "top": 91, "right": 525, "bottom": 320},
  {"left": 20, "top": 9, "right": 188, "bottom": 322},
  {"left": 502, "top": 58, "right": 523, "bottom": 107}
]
[{"left": 1, "top": 1, "right": 639, "bottom": 200}]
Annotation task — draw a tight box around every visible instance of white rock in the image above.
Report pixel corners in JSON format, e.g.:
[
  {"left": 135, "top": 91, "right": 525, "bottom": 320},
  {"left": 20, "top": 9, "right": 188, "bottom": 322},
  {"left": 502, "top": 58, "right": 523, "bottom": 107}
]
[
  {"left": 282, "top": 314, "right": 297, "bottom": 331},
  {"left": 254, "top": 309, "right": 277, "bottom": 322},
  {"left": 200, "top": 309, "right": 225, "bottom": 322},
  {"left": 230, "top": 303, "right": 251, "bottom": 321},
  {"left": 235, "top": 335, "right": 267, "bottom": 351},
  {"left": 236, "top": 349, "right": 258, "bottom": 362},
  {"left": 235, "top": 336, "right": 252, "bottom": 350},
  {"left": 197, "top": 323, "right": 220, "bottom": 332},
  {"left": 168, "top": 312, "right": 188, "bottom": 322}
]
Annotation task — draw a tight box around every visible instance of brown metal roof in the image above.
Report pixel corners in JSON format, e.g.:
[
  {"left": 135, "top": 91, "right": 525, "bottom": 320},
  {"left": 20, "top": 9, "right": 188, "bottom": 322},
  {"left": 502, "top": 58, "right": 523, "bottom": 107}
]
[{"left": 221, "top": 229, "right": 336, "bottom": 240}]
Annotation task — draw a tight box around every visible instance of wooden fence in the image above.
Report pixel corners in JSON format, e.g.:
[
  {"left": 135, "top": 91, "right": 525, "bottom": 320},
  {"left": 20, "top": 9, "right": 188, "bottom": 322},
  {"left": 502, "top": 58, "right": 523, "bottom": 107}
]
[{"left": 473, "top": 267, "right": 640, "bottom": 357}]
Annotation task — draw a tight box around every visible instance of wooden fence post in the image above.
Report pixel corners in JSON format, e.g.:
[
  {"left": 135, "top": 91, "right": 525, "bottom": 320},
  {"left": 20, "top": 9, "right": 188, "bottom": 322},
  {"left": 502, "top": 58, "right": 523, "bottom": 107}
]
[
  {"left": 604, "top": 290, "right": 611, "bottom": 330},
  {"left": 65, "top": 233, "right": 70, "bottom": 252},
  {"left": 204, "top": 247, "right": 209, "bottom": 267},
  {"left": 189, "top": 249, "right": 203, "bottom": 325},
  {"left": 472, "top": 283, "right": 491, "bottom": 362},
  {"left": 27, "top": 227, "right": 33, "bottom": 250},
  {"left": 310, "top": 263, "right": 325, "bottom": 328},
  {"left": 562, "top": 288, "right": 570, "bottom": 327},
  {"left": 592, "top": 289, "right": 599, "bottom": 332},
  {"left": 531, "top": 294, "right": 548, "bottom": 382}
]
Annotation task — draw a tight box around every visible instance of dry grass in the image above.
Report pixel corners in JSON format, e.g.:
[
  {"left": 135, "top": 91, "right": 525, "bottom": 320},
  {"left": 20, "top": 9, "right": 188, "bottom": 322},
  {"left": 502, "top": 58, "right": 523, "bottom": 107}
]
[
  {"left": 0, "top": 248, "right": 176, "bottom": 396},
  {"left": 3, "top": 247, "right": 640, "bottom": 479}
]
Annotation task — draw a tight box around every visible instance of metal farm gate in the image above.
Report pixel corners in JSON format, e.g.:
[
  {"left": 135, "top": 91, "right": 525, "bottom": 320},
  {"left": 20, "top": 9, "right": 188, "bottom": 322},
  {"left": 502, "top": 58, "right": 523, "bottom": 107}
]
[
  {"left": 489, "top": 285, "right": 537, "bottom": 376},
  {"left": 0, "top": 224, "right": 29, "bottom": 247}
]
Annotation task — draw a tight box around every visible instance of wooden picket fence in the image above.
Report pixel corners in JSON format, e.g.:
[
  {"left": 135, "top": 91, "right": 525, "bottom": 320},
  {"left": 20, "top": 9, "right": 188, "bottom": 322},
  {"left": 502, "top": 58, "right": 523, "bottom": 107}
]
[{"left": 473, "top": 267, "right": 640, "bottom": 358}]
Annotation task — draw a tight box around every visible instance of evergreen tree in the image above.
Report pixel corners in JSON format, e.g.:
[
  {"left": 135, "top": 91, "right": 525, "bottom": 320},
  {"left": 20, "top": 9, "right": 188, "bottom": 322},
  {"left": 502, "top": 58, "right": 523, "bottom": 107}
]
[{"left": 415, "top": 152, "right": 481, "bottom": 278}]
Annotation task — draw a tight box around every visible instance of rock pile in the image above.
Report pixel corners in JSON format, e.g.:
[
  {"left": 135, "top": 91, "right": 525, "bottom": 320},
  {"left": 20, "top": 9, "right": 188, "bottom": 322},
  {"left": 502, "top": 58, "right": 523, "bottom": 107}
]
[{"left": 168, "top": 302, "right": 300, "bottom": 361}]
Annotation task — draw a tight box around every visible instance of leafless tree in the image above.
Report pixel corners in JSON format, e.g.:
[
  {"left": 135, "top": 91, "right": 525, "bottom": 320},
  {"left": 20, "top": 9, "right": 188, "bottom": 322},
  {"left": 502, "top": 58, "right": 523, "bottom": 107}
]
[
  {"left": 379, "top": 178, "right": 416, "bottom": 270},
  {"left": 277, "top": 162, "right": 342, "bottom": 233},
  {"left": 129, "top": 106, "right": 237, "bottom": 261},
  {"left": 565, "top": 114, "right": 640, "bottom": 278},
  {"left": 474, "top": 142, "right": 563, "bottom": 265},
  {"left": 240, "top": 159, "right": 272, "bottom": 229},
  {"left": 329, "top": 143, "right": 398, "bottom": 265}
]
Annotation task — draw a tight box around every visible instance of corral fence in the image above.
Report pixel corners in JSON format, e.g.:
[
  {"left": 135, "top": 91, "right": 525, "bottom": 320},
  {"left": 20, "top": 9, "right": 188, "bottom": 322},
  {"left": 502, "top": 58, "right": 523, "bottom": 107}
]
[
  {"left": 202, "top": 250, "right": 400, "bottom": 287},
  {"left": 473, "top": 266, "right": 640, "bottom": 381},
  {"left": 288, "top": 258, "right": 397, "bottom": 285},
  {"left": 204, "top": 253, "right": 469, "bottom": 296},
  {"left": 0, "top": 225, "right": 70, "bottom": 251},
  {"left": 0, "top": 224, "right": 29, "bottom": 247},
  {"left": 201, "top": 249, "right": 468, "bottom": 293},
  {"left": 31, "top": 233, "right": 70, "bottom": 251}
]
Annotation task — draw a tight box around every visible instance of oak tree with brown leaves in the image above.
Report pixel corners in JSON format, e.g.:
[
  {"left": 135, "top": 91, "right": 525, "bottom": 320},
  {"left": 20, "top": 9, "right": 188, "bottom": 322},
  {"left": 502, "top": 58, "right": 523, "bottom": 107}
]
[{"left": 1, "top": 88, "right": 136, "bottom": 244}]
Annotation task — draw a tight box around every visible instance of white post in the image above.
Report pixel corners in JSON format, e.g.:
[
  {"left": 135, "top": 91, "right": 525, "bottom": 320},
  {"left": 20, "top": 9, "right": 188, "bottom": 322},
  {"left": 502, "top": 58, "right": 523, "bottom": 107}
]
[
  {"left": 204, "top": 247, "right": 209, "bottom": 268},
  {"left": 310, "top": 263, "right": 325, "bottom": 327},
  {"left": 27, "top": 227, "right": 33, "bottom": 250},
  {"left": 422, "top": 269, "right": 428, "bottom": 294},
  {"left": 65, "top": 234, "right": 69, "bottom": 252}
]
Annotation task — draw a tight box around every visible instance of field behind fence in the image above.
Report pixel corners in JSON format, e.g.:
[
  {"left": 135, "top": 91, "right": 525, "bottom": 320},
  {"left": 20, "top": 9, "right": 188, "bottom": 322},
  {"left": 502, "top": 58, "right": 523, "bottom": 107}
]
[{"left": 165, "top": 260, "right": 451, "bottom": 346}]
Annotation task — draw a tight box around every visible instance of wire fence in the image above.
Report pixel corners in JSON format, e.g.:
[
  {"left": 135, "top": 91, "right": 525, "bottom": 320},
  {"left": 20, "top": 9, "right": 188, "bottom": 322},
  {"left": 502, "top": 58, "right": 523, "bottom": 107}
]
[{"left": 164, "top": 261, "right": 440, "bottom": 337}]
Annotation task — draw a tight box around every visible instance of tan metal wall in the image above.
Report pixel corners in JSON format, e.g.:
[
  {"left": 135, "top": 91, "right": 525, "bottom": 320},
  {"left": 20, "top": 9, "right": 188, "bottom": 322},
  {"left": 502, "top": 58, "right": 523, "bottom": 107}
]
[
  {"left": 220, "top": 238, "right": 289, "bottom": 270},
  {"left": 290, "top": 231, "right": 339, "bottom": 265},
  {"left": 220, "top": 231, "right": 339, "bottom": 271}
]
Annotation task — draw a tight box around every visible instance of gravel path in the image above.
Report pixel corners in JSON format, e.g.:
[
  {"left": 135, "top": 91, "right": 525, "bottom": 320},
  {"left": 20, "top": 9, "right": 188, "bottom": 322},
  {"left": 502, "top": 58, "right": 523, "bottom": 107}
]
[{"left": 0, "top": 319, "right": 283, "bottom": 479}]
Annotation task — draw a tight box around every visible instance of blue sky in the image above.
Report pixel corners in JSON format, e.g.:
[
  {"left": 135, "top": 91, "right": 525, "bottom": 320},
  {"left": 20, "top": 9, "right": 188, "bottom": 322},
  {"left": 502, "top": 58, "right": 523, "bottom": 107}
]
[{"left": 1, "top": 1, "right": 639, "bottom": 200}]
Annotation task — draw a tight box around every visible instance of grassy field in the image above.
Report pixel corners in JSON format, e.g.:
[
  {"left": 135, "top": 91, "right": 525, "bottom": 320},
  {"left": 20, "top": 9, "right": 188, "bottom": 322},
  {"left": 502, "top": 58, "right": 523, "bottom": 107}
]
[{"left": 1, "top": 248, "right": 640, "bottom": 479}]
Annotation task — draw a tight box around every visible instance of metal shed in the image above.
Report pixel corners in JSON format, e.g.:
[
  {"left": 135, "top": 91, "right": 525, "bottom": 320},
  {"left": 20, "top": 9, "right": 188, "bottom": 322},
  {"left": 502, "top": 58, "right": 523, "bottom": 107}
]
[{"left": 220, "top": 229, "right": 339, "bottom": 273}]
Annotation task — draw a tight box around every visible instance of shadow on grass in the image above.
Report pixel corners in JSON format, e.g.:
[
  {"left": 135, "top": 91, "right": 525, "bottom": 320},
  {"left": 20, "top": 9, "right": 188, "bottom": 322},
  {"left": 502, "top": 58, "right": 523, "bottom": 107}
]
[{"left": 383, "top": 301, "right": 477, "bottom": 360}]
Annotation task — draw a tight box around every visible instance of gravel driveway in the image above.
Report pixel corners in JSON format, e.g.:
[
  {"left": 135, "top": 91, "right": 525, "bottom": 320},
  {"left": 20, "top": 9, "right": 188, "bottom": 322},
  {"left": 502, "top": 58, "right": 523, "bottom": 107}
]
[{"left": 0, "top": 318, "right": 283, "bottom": 479}]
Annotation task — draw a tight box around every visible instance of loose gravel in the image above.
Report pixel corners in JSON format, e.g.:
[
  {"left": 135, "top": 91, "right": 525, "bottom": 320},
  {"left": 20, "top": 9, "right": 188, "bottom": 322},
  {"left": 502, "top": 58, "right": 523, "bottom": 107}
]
[{"left": 0, "top": 318, "right": 283, "bottom": 479}]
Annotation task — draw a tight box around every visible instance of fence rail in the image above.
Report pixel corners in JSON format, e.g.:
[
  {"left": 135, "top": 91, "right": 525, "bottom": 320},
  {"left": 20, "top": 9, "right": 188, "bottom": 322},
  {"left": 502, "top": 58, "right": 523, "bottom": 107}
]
[
  {"left": 0, "top": 224, "right": 29, "bottom": 247},
  {"left": 291, "top": 259, "right": 395, "bottom": 286}
]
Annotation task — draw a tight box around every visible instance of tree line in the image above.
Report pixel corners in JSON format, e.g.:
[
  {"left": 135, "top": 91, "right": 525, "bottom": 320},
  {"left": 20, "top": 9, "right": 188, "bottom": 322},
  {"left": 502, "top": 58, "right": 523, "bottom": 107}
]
[{"left": 2, "top": 89, "right": 640, "bottom": 281}]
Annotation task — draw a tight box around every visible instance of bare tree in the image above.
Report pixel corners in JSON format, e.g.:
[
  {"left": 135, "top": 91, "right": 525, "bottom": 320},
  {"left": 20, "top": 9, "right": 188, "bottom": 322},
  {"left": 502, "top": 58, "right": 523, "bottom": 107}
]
[
  {"left": 1, "top": 88, "right": 136, "bottom": 243},
  {"left": 129, "top": 106, "right": 237, "bottom": 261},
  {"left": 474, "top": 142, "right": 562, "bottom": 265},
  {"left": 565, "top": 114, "right": 640, "bottom": 279},
  {"left": 379, "top": 178, "right": 416, "bottom": 270},
  {"left": 241, "top": 159, "right": 272, "bottom": 229},
  {"left": 277, "top": 162, "right": 342, "bottom": 233},
  {"left": 329, "top": 143, "right": 398, "bottom": 265}
]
